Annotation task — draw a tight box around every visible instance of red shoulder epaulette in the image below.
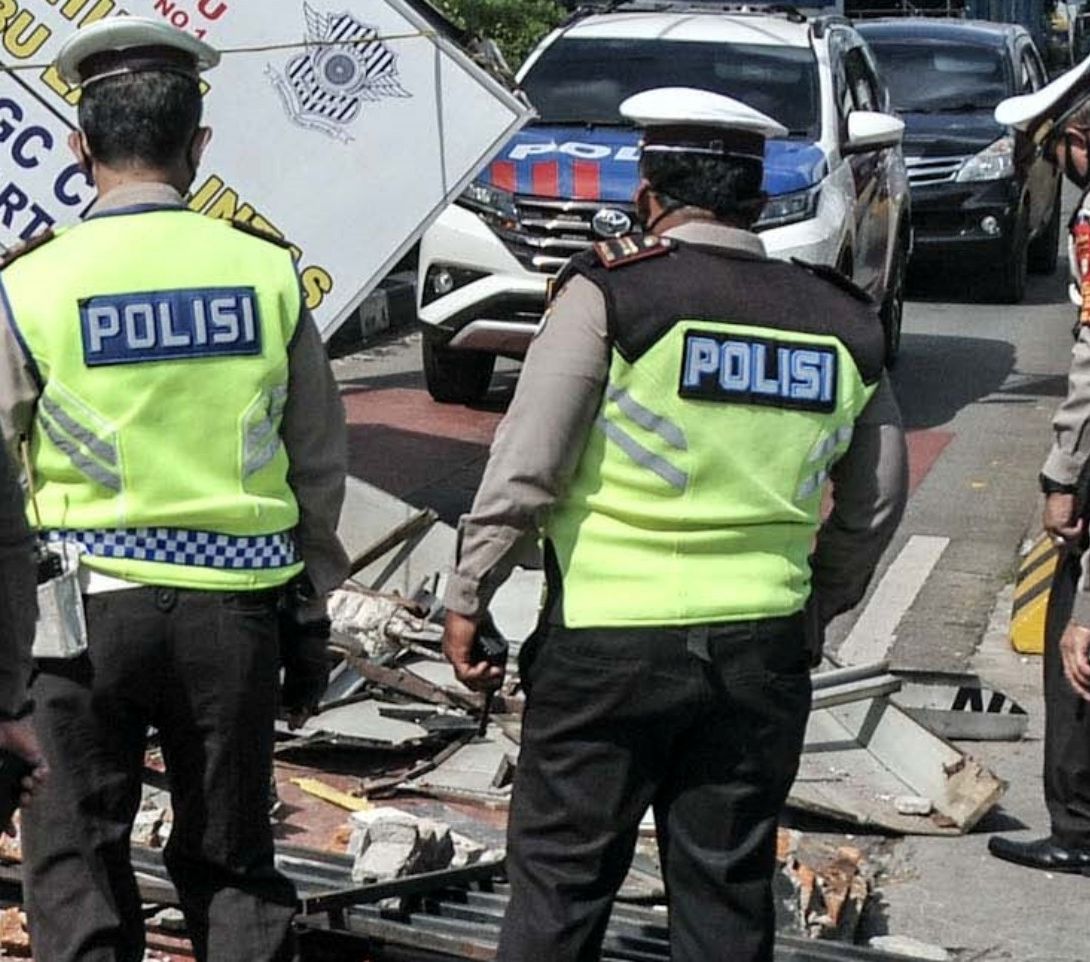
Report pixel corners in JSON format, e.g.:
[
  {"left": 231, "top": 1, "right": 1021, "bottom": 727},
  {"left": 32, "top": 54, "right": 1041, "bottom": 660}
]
[
  {"left": 0, "top": 229, "right": 56, "bottom": 270},
  {"left": 593, "top": 233, "right": 674, "bottom": 270},
  {"left": 230, "top": 219, "right": 294, "bottom": 250}
]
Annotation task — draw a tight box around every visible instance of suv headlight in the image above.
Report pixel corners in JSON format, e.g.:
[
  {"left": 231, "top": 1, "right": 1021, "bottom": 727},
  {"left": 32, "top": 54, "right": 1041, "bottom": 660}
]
[
  {"left": 457, "top": 181, "right": 519, "bottom": 225},
  {"left": 956, "top": 136, "right": 1014, "bottom": 183},
  {"left": 755, "top": 186, "right": 821, "bottom": 230}
]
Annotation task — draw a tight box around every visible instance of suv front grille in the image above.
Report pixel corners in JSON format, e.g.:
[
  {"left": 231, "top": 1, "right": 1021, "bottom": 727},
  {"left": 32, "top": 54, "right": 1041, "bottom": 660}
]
[
  {"left": 497, "top": 195, "right": 637, "bottom": 274},
  {"left": 905, "top": 155, "right": 968, "bottom": 187}
]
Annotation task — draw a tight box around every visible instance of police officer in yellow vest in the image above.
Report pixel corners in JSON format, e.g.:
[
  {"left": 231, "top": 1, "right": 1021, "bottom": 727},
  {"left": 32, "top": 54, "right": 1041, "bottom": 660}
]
[
  {"left": 0, "top": 17, "right": 348, "bottom": 962},
  {"left": 442, "top": 88, "right": 909, "bottom": 961}
]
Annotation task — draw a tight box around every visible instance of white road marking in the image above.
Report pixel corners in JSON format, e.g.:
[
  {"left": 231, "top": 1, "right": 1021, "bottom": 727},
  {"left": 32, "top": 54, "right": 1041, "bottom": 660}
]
[{"left": 836, "top": 535, "right": 950, "bottom": 666}]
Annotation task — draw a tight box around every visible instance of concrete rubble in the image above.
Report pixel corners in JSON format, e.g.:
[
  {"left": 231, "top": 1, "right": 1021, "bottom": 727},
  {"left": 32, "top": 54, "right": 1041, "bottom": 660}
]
[
  {"left": 347, "top": 806, "right": 456, "bottom": 882},
  {"left": 133, "top": 793, "right": 172, "bottom": 850},
  {"left": 0, "top": 480, "right": 1022, "bottom": 960},
  {"left": 0, "top": 906, "right": 30, "bottom": 957},
  {"left": 345, "top": 806, "right": 502, "bottom": 883},
  {"left": 775, "top": 829, "right": 872, "bottom": 942}
]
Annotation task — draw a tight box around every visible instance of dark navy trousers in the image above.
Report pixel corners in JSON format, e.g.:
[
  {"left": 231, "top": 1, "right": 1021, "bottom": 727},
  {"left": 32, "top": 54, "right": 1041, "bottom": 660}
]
[
  {"left": 22, "top": 586, "right": 297, "bottom": 962},
  {"left": 1044, "top": 549, "right": 1090, "bottom": 846},
  {"left": 497, "top": 615, "right": 812, "bottom": 962}
]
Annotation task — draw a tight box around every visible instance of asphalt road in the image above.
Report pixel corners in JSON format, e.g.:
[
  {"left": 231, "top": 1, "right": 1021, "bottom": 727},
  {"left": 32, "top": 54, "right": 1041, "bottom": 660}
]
[{"left": 331, "top": 197, "right": 1088, "bottom": 959}]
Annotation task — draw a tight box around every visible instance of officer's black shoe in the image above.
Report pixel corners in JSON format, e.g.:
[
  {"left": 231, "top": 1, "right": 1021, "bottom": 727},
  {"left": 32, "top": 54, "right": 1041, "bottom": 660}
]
[{"left": 987, "top": 835, "right": 1090, "bottom": 875}]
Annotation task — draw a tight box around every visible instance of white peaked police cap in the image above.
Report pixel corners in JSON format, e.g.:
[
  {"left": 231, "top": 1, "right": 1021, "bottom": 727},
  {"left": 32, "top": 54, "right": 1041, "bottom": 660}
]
[
  {"left": 620, "top": 87, "right": 788, "bottom": 160},
  {"left": 56, "top": 15, "right": 220, "bottom": 88},
  {"left": 995, "top": 51, "right": 1090, "bottom": 135}
]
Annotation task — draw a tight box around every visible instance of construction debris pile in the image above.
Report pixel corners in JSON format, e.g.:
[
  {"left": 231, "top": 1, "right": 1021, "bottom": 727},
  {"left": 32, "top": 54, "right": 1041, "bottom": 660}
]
[{"left": 0, "top": 498, "right": 1028, "bottom": 961}]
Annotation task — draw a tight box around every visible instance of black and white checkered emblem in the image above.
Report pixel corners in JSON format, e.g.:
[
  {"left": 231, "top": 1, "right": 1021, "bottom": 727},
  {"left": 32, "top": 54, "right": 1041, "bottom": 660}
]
[{"left": 270, "top": 3, "right": 412, "bottom": 142}]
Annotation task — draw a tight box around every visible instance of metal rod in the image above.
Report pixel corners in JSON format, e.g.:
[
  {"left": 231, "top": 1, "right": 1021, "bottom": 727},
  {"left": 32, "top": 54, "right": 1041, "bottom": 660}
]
[
  {"left": 811, "top": 676, "right": 902, "bottom": 711},
  {"left": 811, "top": 660, "right": 891, "bottom": 691},
  {"left": 299, "top": 859, "right": 506, "bottom": 916},
  {"left": 348, "top": 509, "right": 439, "bottom": 579}
]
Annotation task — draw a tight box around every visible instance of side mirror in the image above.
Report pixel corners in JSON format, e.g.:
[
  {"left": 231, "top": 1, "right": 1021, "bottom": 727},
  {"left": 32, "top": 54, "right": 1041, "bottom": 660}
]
[{"left": 843, "top": 111, "right": 905, "bottom": 155}]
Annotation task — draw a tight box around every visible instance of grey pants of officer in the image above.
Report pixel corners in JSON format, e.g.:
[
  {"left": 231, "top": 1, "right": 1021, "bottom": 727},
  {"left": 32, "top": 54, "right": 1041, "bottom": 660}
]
[
  {"left": 22, "top": 586, "right": 297, "bottom": 962},
  {"left": 497, "top": 615, "right": 812, "bottom": 962}
]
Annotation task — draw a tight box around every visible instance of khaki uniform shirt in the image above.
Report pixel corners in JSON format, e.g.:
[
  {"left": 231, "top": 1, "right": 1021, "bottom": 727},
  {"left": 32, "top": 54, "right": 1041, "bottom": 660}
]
[
  {"left": 444, "top": 220, "right": 909, "bottom": 626},
  {"left": 0, "top": 183, "right": 349, "bottom": 596},
  {"left": 1045, "top": 191, "right": 1090, "bottom": 624}
]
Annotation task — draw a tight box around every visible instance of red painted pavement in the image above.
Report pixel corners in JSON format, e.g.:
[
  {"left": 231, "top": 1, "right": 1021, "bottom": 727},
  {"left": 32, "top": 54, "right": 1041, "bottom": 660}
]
[{"left": 343, "top": 386, "right": 953, "bottom": 513}]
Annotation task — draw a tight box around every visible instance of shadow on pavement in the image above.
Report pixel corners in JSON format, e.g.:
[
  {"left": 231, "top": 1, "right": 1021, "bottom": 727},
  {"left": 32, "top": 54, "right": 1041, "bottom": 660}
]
[
  {"left": 891, "top": 333, "right": 1018, "bottom": 431},
  {"left": 346, "top": 423, "right": 489, "bottom": 525},
  {"left": 907, "top": 257, "right": 1069, "bottom": 307}
]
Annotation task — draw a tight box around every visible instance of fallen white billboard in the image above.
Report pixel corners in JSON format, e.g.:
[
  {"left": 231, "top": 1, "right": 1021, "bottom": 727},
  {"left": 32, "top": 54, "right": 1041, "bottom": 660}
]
[{"left": 0, "top": 0, "right": 532, "bottom": 338}]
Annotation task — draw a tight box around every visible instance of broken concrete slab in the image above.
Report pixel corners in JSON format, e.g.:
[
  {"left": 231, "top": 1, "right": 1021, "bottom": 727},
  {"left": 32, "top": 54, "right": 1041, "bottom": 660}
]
[
  {"left": 295, "top": 700, "right": 435, "bottom": 750},
  {"left": 347, "top": 807, "right": 455, "bottom": 882},
  {"left": 792, "top": 696, "right": 1005, "bottom": 834}
]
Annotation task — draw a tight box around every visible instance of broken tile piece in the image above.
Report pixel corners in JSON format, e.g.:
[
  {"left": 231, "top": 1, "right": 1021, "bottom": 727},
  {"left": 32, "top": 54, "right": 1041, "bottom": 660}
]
[
  {"left": 869, "top": 934, "right": 951, "bottom": 960},
  {"left": 149, "top": 907, "right": 186, "bottom": 933},
  {"left": 893, "top": 795, "right": 934, "bottom": 816},
  {"left": 0, "top": 906, "right": 29, "bottom": 957}
]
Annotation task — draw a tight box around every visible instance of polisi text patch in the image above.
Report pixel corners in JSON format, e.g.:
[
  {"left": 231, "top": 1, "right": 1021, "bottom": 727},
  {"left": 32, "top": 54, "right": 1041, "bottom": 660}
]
[
  {"left": 679, "top": 330, "right": 838, "bottom": 413},
  {"left": 80, "top": 287, "right": 262, "bottom": 367}
]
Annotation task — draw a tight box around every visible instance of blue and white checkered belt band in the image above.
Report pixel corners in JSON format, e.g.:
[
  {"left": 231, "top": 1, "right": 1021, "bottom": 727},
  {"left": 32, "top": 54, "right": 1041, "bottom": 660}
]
[{"left": 45, "top": 527, "right": 299, "bottom": 571}]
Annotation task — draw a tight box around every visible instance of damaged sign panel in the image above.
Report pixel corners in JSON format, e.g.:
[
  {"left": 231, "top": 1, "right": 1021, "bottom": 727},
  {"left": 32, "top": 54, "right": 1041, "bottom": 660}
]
[{"left": 0, "top": 0, "right": 532, "bottom": 340}]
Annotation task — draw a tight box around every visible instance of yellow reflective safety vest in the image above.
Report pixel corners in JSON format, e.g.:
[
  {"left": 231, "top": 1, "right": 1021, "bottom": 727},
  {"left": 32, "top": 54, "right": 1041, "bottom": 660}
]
[
  {"left": 544, "top": 237, "right": 885, "bottom": 628},
  {"left": 1, "top": 206, "right": 305, "bottom": 590}
]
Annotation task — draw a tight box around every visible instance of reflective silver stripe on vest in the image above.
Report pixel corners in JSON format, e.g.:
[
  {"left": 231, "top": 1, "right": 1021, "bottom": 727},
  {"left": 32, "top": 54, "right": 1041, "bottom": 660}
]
[
  {"left": 796, "top": 467, "right": 829, "bottom": 501},
  {"left": 606, "top": 386, "right": 687, "bottom": 451},
  {"left": 243, "top": 387, "right": 288, "bottom": 477},
  {"left": 597, "top": 416, "right": 688, "bottom": 491},
  {"left": 37, "top": 407, "right": 121, "bottom": 493},
  {"left": 40, "top": 395, "right": 118, "bottom": 468},
  {"left": 808, "top": 425, "right": 854, "bottom": 463}
]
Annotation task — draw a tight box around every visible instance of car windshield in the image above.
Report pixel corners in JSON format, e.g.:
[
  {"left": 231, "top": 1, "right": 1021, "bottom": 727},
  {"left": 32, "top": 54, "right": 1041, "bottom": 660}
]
[
  {"left": 864, "top": 40, "right": 1012, "bottom": 113},
  {"left": 520, "top": 38, "right": 820, "bottom": 138}
]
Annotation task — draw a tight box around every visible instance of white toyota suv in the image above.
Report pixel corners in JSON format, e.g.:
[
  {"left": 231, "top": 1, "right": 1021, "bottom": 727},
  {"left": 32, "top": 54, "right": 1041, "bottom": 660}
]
[{"left": 418, "top": 1, "right": 910, "bottom": 403}]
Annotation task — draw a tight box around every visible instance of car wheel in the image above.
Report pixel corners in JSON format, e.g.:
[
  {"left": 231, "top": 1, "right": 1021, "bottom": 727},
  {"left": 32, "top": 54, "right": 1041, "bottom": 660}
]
[
  {"left": 880, "top": 236, "right": 907, "bottom": 368},
  {"left": 1027, "top": 183, "right": 1061, "bottom": 276},
  {"left": 422, "top": 328, "right": 496, "bottom": 404},
  {"left": 993, "top": 213, "right": 1028, "bottom": 304}
]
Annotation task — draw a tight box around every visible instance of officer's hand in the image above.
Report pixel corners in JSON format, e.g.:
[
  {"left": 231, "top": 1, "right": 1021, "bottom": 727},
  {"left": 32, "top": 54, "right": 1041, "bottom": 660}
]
[
  {"left": 1061, "top": 621, "right": 1090, "bottom": 702},
  {"left": 443, "top": 611, "right": 504, "bottom": 693},
  {"left": 0, "top": 718, "right": 48, "bottom": 828},
  {"left": 279, "top": 615, "right": 331, "bottom": 731},
  {"left": 1044, "top": 493, "right": 1083, "bottom": 548}
]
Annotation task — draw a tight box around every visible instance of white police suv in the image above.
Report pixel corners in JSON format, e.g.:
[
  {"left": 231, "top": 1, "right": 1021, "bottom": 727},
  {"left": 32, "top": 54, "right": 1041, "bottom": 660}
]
[{"left": 417, "top": 1, "right": 910, "bottom": 403}]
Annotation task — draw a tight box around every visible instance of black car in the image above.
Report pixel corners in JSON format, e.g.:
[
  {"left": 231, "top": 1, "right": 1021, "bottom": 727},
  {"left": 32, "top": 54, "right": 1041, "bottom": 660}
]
[{"left": 856, "top": 19, "right": 1062, "bottom": 302}]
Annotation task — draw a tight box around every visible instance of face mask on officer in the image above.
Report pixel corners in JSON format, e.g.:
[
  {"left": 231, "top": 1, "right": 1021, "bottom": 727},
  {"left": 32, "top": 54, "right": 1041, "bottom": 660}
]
[
  {"left": 634, "top": 181, "right": 685, "bottom": 234},
  {"left": 67, "top": 124, "right": 213, "bottom": 194}
]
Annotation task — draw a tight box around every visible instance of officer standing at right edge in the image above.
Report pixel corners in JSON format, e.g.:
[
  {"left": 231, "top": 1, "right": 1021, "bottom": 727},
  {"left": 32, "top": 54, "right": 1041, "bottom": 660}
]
[
  {"left": 989, "top": 71, "right": 1090, "bottom": 874},
  {"left": 442, "top": 88, "right": 908, "bottom": 961}
]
